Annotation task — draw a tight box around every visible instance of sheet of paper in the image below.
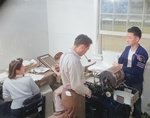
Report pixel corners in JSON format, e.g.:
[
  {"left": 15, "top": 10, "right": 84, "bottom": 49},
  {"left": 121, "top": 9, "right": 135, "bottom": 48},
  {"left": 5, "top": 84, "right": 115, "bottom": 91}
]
[
  {"left": 30, "top": 67, "right": 50, "bottom": 73},
  {"left": 88, "top": 61, "right": 109, "bottom": 72},
  {"left": 113, "top": 90, "right": 134, "bottom": 105},
  {"left": 86, "top": 77, "right": 99, "bottom": 83},
  {"left": 23, "top": 59, "right": 37, "bottom": 67},
  {"left": 25, "top": 73, "right": 44, "bottom": 81},
  {"left": 0, "top": 72, "right": 8, "bottom": 82}
]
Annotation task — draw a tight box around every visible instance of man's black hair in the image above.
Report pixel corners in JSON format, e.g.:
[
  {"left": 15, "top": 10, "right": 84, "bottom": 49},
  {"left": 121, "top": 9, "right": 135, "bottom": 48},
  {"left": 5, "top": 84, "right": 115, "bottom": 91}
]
[
  {"left": 74, "top": 34, "right": 92, "bottom": 47},
  {"left": 128, "top": 26, "right": 142, "bottom": 39}
]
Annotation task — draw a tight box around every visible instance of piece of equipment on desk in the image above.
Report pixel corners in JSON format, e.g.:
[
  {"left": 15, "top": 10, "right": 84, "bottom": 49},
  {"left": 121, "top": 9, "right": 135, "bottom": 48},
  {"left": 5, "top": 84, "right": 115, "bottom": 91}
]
[
  {"left": 99, "top": 66, "right": 124, "bottom": 97},
  {"left": 86, "top": 66, "right": 138, "bottom": 100},
  {"left": 85, "top": 66, "right": 139, "bottom": 118},
  {"left": 86, "top": 66, "right": 125, "bottom": 97}
]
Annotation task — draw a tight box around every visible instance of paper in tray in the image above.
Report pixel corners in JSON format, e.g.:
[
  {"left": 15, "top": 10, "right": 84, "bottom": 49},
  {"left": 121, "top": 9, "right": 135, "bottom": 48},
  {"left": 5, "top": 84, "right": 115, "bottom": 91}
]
[{"left": 113, "top": 87, "right": 139, "bottom": 106}]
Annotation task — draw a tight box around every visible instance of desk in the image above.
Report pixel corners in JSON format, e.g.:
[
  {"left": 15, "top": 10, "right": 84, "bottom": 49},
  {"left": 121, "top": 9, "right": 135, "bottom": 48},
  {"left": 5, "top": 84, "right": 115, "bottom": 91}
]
[
  {"left": 34, "top": 70, "right": 55, "bottom": 88},
  {"left": 0, "top": 68, "right": 59, "bottom": 89}
]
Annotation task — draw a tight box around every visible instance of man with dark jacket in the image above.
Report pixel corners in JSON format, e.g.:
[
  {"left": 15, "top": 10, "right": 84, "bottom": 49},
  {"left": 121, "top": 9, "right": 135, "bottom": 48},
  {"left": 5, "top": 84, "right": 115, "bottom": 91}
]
[{"left": 113, "top": 26, "right": 149, "bottom": 118}]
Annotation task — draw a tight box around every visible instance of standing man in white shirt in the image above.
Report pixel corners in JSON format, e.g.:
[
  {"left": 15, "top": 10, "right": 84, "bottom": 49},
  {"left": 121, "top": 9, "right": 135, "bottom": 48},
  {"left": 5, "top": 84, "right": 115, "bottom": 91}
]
[{"left": 59, "top": 34, "right": 92, "bottom": 118}]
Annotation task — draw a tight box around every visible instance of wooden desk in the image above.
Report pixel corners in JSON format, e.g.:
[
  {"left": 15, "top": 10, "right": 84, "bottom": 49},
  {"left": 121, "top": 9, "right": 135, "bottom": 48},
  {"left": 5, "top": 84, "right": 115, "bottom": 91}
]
[
  {"left": 35, "top": 70, "right": 55, "bottom": 88},
  {"left": 0, "top": 68, "right": 59, "bottom": 94}
]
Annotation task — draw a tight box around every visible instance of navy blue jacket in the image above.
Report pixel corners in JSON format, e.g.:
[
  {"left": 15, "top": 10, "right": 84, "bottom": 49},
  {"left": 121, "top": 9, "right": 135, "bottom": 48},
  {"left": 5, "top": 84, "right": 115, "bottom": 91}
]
[{"left": 118, "top": 45, "right": 149, "bottom": 84}]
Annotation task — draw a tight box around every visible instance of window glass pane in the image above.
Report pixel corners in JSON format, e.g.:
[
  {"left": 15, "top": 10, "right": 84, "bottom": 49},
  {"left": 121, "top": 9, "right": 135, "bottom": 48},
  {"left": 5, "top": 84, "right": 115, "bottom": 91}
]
[
  {"left": 101, "top": 14, "right": 113, "bottom": 30},
  {"left": 101, "top": 0, "right": 114, "bottom": 13},
  {"left": 114, "top": 21, "right": 126, "bottom": 32},
  {"left": 145, "top": 3, "right": 150, "bottom": 14},
  {"left": 143, "top": 15, "right": 150, "bottom": 34},
  {"left": 114, "top": 0, "right": 128, "bottom": 13},
  {"left": 143, "top": 22, "right": 150, "bottom": 34},
  {"left": 139, "top": 38, "right": 150, "bottom": 55},
  {"left": 102, "top": 21, "right": 112, "bottom": 31},
  {"left": 102, "top": 14, "right": 113, "bottom": 20},
  {"left": 128, "top": 22, "right": 142, "bottom": 29},
  {"left": 115, "top": 15, "right": 127, "bottom": 21},
  {"left": 102, "top": 35, "right": 150, "bottom": 55},
  {"left": 128, "top": 15, "right": 142, "bottom": 21},
  {"left": 129, "top": 1, "right": 144, "bottom": 14},
  {"left": 102, "top": 35, "right": 127, "bottom": 52}
]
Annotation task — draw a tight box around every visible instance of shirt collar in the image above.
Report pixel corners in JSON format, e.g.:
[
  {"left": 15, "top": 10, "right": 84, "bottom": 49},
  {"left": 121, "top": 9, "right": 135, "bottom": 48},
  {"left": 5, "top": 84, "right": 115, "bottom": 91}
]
[
  {"left": 68, "top": 48, "right": 81, "bottom": 59},
  {"left": 14, "top": 75, "right": 24, "bottom": 79}
]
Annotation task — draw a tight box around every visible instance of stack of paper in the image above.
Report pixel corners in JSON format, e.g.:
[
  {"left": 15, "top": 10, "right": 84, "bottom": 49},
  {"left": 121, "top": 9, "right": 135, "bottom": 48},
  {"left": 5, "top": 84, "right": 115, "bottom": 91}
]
[
  {"left": 25, "top": 73, "right": 44, "bottom": 81},
  {"left": 23, "top": 59, "right": 37, "bottom": 71},
  {"left": 30, "top": 67, "right": 50, "bottom": 74},
  {"left": 23, "top": 59, "right": 37, "bottom": 66},
  {"left": 113, "top": 90, "right": 134, "bottom": 105}
]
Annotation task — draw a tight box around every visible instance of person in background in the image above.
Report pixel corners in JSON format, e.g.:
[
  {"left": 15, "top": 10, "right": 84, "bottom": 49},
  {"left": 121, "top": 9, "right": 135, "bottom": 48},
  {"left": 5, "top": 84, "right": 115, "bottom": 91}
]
[
  {"left": 59, "top": 34, "right": 92, "bottom": 118},
  {"left": 1, "top": 58, "right": 40, "bottom": 118},
  {"left": 51, "top": 65, "right": 65, "bottom": 116},
  {"left": 113, "top": 26, "right": 149, "bottom": 118}
]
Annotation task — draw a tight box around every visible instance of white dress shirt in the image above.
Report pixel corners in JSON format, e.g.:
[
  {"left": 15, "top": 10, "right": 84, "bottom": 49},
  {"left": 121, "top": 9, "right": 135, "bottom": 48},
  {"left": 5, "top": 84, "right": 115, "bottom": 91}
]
[
  {"left": 127, "top": 49, "right": 135, "bottom": 67},
  {"left": 59, "top": 48, "right": 91, "bottom": 97},
  {"left": 3, "top": 75, "right": 40, "bottom": 109}
]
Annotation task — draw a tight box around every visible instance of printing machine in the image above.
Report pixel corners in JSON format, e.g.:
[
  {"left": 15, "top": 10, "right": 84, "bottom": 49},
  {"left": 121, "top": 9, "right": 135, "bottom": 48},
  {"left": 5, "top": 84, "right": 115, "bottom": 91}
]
[{"left": 85, "top": 66, "right": 139, "bottom": 118}]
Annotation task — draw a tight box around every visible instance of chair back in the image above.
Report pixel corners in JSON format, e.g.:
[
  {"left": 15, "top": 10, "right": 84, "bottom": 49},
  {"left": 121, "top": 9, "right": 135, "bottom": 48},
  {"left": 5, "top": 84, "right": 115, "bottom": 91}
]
[
  {"left": 54, "top": 52, "right": 63, "bottom": 61},
  {"left": 22, "top": 93, "right": 45, "bottom": 118},
  {"left": 0, "top": 82, "right": 3, "bottom": 100}
]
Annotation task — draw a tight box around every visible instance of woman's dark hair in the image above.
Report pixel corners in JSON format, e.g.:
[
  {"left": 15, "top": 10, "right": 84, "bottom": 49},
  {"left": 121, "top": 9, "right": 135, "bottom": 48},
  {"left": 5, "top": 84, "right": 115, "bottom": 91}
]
[
  {"left": 128, "top": 26, "right": 142, "bottom": 39},
  {"left": 74, "top": 34, "right": 92, "bottom": 47},
  {"left": 8, "top": 58, "right": 23, "bottom": 79}
]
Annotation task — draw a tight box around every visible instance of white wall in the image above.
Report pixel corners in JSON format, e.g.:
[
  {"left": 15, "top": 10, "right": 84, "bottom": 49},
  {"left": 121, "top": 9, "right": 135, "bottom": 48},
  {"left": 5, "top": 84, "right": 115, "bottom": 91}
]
[
  {"left": 0, "top": 0, "right": 49, "bottom": 70},
  {"left": 46, "top": 0, "right": 99, "bottom": 64},
  {"left": 1, "top": 0, "right": 150, "bottom": 115},
  {"left": 142, "top": 65, "right": 150, "bottom": 114}
]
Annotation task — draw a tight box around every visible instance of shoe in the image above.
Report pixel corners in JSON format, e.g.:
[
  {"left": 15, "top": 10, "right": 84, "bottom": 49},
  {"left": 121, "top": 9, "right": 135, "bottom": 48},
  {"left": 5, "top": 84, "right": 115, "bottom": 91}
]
[{"left": 53, "top": 110, "right": 65, "bottom": 116}]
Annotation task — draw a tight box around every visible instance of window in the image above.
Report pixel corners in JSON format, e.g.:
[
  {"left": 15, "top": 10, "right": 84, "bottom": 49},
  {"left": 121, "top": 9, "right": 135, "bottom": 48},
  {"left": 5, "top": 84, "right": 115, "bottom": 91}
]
[{"left": 99, "top": 0, "right": 150, "bottom": 54}]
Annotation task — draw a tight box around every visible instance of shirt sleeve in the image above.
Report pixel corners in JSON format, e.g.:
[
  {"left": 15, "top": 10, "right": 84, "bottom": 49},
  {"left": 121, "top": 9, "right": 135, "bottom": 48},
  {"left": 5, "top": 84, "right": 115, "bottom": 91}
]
[
  {"left": 122, "top": 53, "right": 148, "bottom": 75},
  {"left": 3, "top": 82, "right": 12, "bottom": 101},
  {"left": 69, "top": 62, "right": 91, "bottom": 97},
  {"left": 29, "top": 77, "right": 40, "bottom": 94}
]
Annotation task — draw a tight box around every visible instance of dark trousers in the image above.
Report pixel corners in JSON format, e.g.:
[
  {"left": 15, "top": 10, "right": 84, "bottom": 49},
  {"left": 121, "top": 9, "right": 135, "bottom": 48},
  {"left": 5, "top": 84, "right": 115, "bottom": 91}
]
[
  {"left": 0, "top": 101, "right": 22, "bottom": 118},
  {"left": 125, "top": 82, "right": 143, "bottom": 118}
]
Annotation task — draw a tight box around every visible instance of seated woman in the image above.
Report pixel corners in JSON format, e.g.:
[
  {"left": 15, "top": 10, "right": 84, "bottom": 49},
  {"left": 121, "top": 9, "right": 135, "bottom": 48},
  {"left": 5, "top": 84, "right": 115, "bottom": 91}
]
[{"left": 1, "top": 58, "right": 40, "bottom": 118}]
